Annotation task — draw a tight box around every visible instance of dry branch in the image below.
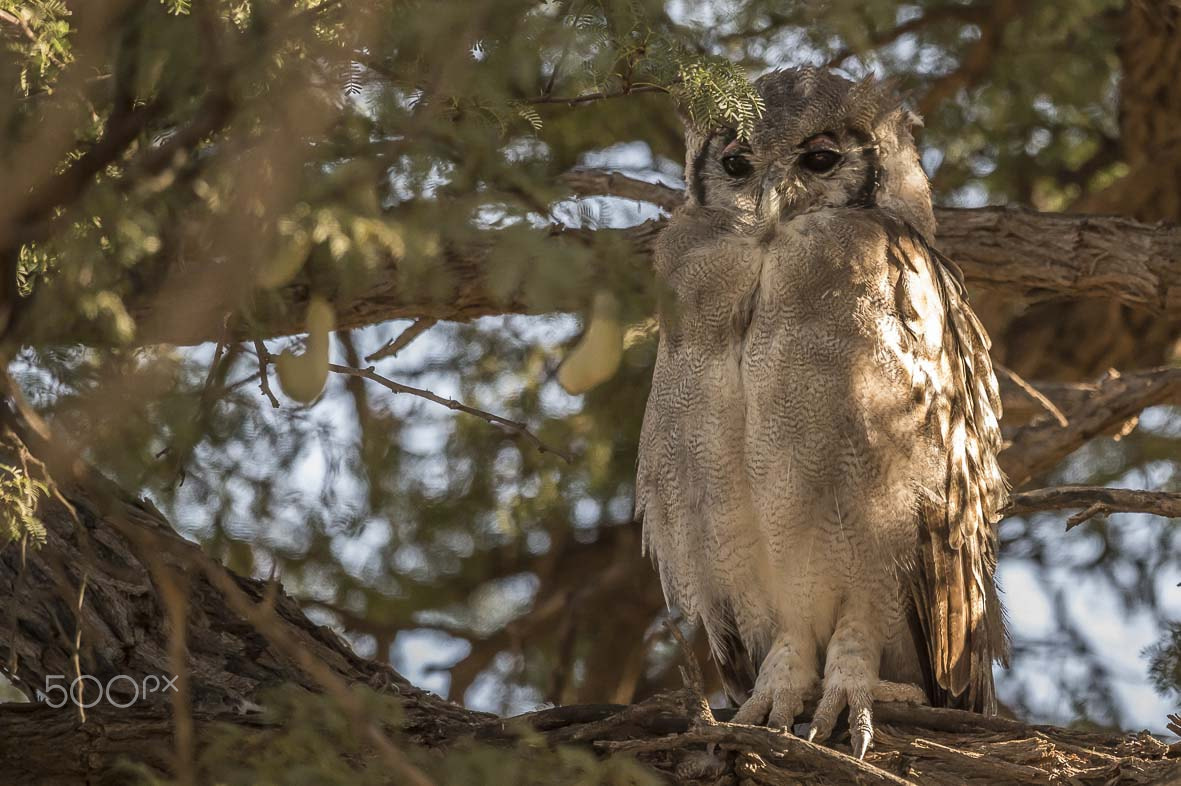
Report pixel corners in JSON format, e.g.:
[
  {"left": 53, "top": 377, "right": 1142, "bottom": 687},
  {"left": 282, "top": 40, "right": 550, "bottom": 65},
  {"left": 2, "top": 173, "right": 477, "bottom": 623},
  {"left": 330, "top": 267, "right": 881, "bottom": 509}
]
[
  {"left": 27, "top": 172, "right": 1181, "bottom": 348},
  {"left": 326, "top": 363, "right": 571, "bottom": 462},
  {"left": 1007, "top": 486, "right": 1181, "bottom": 528},
  {"left": 1000, "top": 367, "right": 1181, "bottom": 487}
]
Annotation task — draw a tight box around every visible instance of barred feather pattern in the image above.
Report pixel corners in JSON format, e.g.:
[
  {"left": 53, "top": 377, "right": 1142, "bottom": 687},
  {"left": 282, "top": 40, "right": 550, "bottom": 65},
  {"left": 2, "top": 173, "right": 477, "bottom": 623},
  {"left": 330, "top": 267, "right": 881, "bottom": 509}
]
[
  {"left": 889, "top": 222, "right": 1010, "bottom": 713},
  {"left": 636, "top": 67, "right": 1009, "bottom": 722}
]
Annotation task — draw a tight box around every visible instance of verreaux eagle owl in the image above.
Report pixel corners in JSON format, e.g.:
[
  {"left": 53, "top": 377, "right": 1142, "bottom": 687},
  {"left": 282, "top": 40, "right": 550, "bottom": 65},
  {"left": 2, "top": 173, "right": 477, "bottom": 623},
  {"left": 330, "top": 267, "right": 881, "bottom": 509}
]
[{"left": 635, "top": 67, "right": 1008, "bottom": 758}]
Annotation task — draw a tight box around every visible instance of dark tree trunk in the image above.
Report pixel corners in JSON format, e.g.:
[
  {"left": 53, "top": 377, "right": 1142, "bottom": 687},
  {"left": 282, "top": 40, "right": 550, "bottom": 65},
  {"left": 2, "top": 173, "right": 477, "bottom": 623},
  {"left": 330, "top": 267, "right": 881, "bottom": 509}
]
[{"left": 976, "top": 0, "right": 1181, "bottom": 381}]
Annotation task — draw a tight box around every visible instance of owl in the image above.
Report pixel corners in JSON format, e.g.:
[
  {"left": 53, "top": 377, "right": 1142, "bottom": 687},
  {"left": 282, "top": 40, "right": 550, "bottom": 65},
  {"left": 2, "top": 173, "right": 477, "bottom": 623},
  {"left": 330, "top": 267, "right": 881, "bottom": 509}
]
[{"left": 635, "top": 68, "right": 1008, "bottom": 758}]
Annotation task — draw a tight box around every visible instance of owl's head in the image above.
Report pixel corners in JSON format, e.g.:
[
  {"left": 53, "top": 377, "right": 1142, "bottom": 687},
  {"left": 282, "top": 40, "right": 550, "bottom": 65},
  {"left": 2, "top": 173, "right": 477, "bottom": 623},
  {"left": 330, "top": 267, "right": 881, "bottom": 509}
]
[{"left": 682, "top": 68, "right": 935, "bottom": 240}]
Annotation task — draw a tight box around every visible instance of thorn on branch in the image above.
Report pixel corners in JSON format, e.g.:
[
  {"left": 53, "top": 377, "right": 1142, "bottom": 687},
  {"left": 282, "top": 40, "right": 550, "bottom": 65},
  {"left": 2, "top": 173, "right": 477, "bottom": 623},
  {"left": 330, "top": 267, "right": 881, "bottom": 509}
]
[{"left": 995, "top": 363, "right": 1068, "bottom": 428}]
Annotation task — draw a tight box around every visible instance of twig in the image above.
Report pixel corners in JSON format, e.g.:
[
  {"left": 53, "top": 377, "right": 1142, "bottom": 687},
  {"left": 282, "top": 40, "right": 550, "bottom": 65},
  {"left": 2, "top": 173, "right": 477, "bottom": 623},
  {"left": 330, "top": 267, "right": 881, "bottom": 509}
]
[
  {"left": 664, "top": 620, "right": 714, "bottom": 725},
  {"left": 153, "top": 564, "right": 195, "bottom": 786},
  {"left": 525, "top": 82, "right": 671, "bottom": 106},
  {"left": 995, "top": 363, "right": 1068, "bottom": 428},
  {"left": 1007, "top": 486, "right": 1181, "bottom": 528},
  {"left": 825, "top": 5, "right": 987, "bottom": 68},
  {"left": 0, "top": 8, "right": 67, "bottom": 68},
  {"left": 665, "top": 620, "right": 706, "bottom": 700},
  {"left": 561, "top": 169, "right": 684, "bottom": 212},
  {"left": 596, "top": 721, "right": 915, "bottom": 785},
  {"left": 252, "top": 340, "right": 280, "bottom": 408},
  {"left": 902, "top": 738, "right": 1046, "bottom": 783},
  {"left": 70, "top": 572, "right": 87, "bottom": 723},
  {"left": 365, "top": 318, "right": 438, "bottom": 362},
  {"left": 327, "top": 363, "right": 572, "bottom": 463}
]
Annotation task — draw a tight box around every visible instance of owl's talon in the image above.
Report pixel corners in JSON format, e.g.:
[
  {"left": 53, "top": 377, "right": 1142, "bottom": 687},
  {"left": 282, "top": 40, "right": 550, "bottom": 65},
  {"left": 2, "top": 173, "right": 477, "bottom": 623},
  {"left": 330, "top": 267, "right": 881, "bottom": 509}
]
[
  {"left": 731, "top": 692, "right": 772, "bottom": 726},
  {"left": 809, "top": 675, "right": 874, "bottom": 750},
  {"left": 731, "top": 637, "right": 816, "bottom": 732},
  {"left": 851, "top": 727, "right": 871, "bottom": 760}
]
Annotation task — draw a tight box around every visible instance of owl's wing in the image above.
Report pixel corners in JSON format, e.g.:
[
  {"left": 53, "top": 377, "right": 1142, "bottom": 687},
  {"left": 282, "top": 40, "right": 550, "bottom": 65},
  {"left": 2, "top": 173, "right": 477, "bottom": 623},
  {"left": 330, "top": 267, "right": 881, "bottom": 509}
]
[{"left": 886, "top": 218, "right": 1009, "bottom": 714}]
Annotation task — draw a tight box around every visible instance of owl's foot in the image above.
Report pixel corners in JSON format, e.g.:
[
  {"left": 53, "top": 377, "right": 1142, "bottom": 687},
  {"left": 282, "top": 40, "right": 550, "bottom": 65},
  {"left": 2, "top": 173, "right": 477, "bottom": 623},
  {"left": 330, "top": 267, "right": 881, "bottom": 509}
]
[
  {"left": 731, "top": 636, "right": 818, "bottom": 730},
  {"left": 806, "top": 671, "right": 874, "bottom": 758},
  {"left": 806, "top": 678, "right": 928, "bottom": 759}
]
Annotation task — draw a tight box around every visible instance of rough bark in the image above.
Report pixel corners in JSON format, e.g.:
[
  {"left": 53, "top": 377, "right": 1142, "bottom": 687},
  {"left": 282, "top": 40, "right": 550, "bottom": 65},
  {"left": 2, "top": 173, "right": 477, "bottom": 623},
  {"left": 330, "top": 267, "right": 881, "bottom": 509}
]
[
  {"left": 974, "top": 0, "right": 1181, "bottom": 380},
  {"left": 40, "top": 200, "right": 1181, "bottom": 351}
]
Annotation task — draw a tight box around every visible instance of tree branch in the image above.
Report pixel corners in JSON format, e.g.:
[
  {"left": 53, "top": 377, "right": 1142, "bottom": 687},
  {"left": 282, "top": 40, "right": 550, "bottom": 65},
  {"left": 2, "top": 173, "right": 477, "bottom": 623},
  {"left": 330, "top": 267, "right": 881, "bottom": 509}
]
[
  {"left": 25, "top": 171, "right": 1181, "bottom": 348},
  {"left": 566, "top": 173, "right": 1181, "bottom": 312},
  {"left": 560, "top": 169, "right": 685, "bottom": 211},
  {"left": 326, "top": 363, "right": 572, "bottom": 463},
  {"left": 1007, "top": 486, "right": 1181, "bottom": 528},
  {"left": 825, "top": 5, "right": 989, "bottom": 68},
  {"left": 1000, "top": 367, "right": 1181, "bottom": 487},
  {"left": 525, "top": 83, "right": 671, "bottom": 106}
]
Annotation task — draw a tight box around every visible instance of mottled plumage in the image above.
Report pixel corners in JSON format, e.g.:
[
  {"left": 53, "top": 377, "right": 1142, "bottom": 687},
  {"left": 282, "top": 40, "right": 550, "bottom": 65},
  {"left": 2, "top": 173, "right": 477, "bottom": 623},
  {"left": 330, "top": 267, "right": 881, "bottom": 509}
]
[{"left": 635, "top": 68, "right": 1008, "bottom": 756}]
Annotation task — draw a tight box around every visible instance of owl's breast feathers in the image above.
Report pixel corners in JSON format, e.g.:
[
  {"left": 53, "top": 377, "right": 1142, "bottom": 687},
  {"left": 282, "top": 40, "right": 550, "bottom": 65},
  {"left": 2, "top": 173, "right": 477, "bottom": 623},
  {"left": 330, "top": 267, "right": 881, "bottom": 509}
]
[{"left": 636, "top": 206, "right": 1008, "bottom": 713}]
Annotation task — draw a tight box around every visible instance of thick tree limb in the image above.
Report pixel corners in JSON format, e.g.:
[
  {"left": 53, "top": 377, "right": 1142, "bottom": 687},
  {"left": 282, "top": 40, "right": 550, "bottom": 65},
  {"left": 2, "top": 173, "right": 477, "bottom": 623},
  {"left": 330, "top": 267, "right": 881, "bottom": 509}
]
[
  {"left": 563, "top": 170, "right": 1181, "bottom": 312},
  {"left": 26, "top": 173, "right": 1181, "bottom": 348}
]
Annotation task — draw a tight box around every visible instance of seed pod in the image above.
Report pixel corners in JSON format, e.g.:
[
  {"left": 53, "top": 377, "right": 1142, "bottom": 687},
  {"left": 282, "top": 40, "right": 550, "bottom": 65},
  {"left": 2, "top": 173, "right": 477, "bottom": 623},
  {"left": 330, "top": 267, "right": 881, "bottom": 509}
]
[
  {"left": 557, "top": 292, "right": 623, "bottom": 395},
  {"left": 276, "top": 297, "right": 334, "bottom": 403}
]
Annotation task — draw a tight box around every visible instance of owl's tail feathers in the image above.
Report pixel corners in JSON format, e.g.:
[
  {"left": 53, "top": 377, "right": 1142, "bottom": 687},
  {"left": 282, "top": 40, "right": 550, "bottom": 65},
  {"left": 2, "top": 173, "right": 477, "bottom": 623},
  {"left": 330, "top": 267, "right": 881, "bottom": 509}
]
[
  {"left": 906, "top": 549, "right": 1004, "bottom": 715},
  {"left": 710, "top": 610, "right": 759, "bottom": 706}
]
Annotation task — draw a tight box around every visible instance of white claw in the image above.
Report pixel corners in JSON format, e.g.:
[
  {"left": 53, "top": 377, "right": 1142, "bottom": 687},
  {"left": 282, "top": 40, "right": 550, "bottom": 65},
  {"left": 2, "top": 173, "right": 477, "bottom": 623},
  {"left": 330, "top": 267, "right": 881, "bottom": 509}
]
[
  {"left": 851, "top": 729, "right": 871, "bottom": 760},
  {"left": 806, "top": 724, "right": 819, "bottom": 743}
]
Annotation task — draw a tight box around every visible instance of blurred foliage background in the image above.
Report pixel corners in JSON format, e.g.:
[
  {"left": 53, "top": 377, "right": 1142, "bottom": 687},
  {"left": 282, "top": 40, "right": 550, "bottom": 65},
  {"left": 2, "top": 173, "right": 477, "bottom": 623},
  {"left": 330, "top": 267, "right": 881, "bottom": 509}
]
[{"left": 0, "top": 0, "right": 1178, "bottom": 734}]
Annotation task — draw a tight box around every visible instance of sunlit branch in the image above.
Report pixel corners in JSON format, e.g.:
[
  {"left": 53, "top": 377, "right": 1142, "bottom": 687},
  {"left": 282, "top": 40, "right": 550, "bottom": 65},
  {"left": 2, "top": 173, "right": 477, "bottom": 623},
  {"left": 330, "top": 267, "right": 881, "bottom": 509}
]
[
  {"left": 252, "top": 340, "right": 280, "bottom": 408},
  {"left": 366, "top": 318, "right": 438, "bottom": 362},
  {"left": 995, "top": 364, "right": 1068, "bottom": 428}
]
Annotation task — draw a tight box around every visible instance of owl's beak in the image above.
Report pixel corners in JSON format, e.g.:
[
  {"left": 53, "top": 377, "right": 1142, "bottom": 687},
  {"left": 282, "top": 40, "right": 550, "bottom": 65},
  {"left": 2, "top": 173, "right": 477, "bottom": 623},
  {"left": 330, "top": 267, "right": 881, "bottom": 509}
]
[{"left": 755, "top": 168, "right": 783, "bottom": 240}]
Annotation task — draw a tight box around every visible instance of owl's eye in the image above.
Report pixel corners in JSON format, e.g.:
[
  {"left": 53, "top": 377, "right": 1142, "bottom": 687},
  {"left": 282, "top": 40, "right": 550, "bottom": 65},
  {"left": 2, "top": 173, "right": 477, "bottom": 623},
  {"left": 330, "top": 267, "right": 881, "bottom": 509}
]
[
  {"left": 800, "top": 150, "right": 842, "bottom": 173},
  {"left": 721, "top": 154, "right": 753, "bottom": 178}
]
